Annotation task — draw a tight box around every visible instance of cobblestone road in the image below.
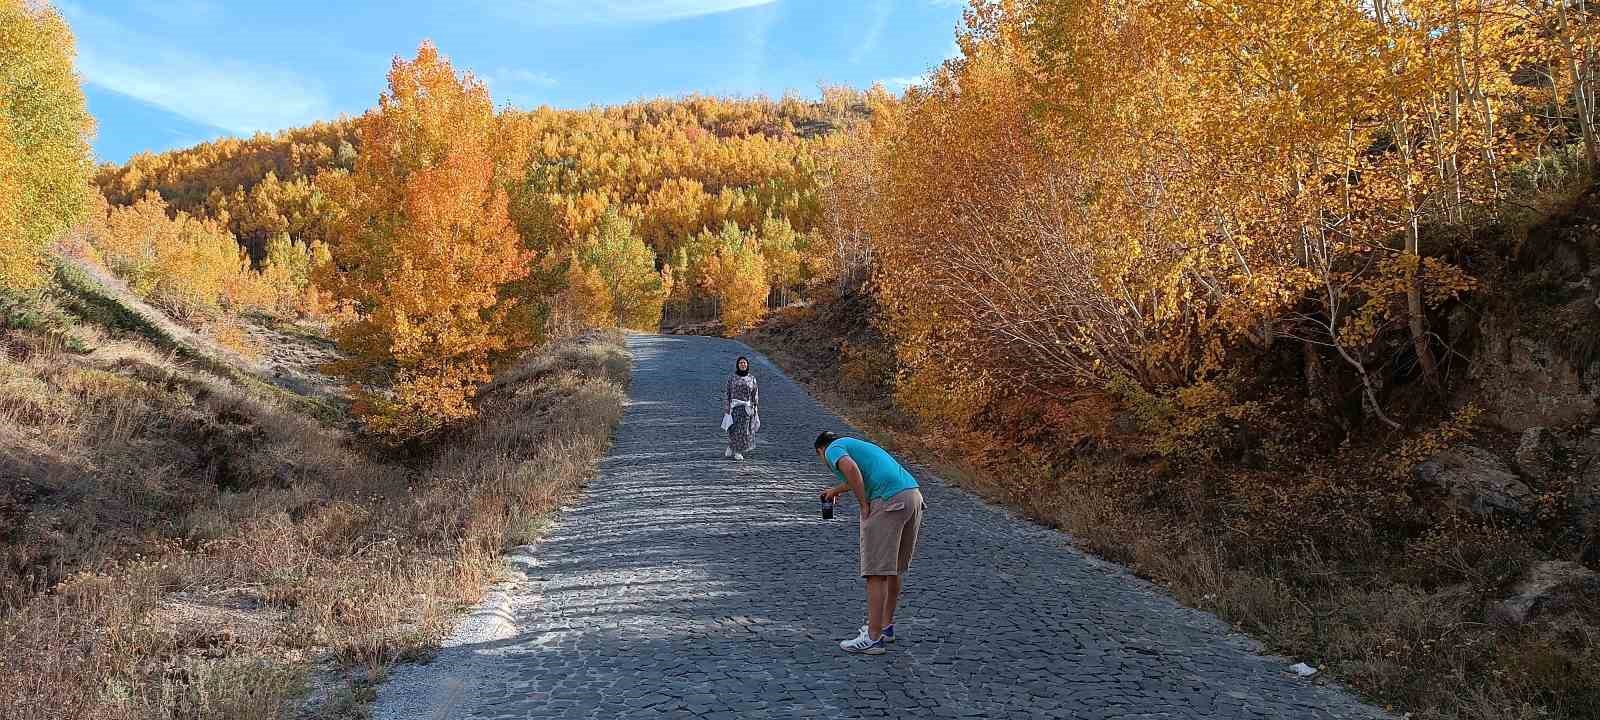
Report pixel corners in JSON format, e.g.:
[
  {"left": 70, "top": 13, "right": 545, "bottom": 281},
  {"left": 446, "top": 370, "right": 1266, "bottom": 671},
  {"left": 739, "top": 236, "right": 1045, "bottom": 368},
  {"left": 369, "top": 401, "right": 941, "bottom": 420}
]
[{"left": 373, "top": 333, "right": 1388, "bottom": 720}]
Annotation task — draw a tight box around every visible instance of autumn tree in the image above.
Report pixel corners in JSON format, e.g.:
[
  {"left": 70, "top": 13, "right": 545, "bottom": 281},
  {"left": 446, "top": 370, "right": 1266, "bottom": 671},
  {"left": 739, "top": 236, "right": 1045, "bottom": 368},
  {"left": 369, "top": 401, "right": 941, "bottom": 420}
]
[
  {"left": 0, "top": 0, "right": 93, "bottom": 289},
  {"left": 0, "top": 115, "right": 20, "bottom": 285},
  {"left": 848, "top": 0, "right": 1542, "bottom": 434},
  {"left": 546, "top": 253, "right": 612, "bottom": 336},
  {"left": 317, "top": 43, "right": 532, "bottom": 435},
  {"left": 260, "top": 233, "right": 330, "bottom": 316},
  {"left": 97, "top": 119, "right": 358, "bottom": 215},
  {"left": 817, "top": 96, "right": 895, "bottom": 291},
  {"left": 92, "top": 192, "right": 264, "bottom": 319},
  {"left": 577, "top": 209, "right": 667, "bottom": 330},
  {"left": 92, "top": 86, "right": 859, "bottom": 333},
  {"left": 758, "top": 214, "right": 805, "bottom": 306},
  {"left": 704, "top": 222, "right": 769, "bottom": 334}
]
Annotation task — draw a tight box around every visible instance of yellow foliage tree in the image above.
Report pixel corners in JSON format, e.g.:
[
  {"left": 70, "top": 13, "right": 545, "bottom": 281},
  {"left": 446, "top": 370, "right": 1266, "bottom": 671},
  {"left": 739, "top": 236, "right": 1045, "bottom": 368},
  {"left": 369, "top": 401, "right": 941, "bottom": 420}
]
[
  {"left": 317, "top": 42, "right": 532, "bottom": 436},
  {"left": 91, "top": 83, "right": 873, "bottom": 329},
  {"left": 577, "top": 209, "right": 668, "bottom": 330},
  {"left": 559, "top": 251, "right": 614, "bottom": 332},
  {"left": 0, "top": 113, "right": 21, "bottom": 284},
  {"left": 849, "top": 0, "right": 1544, "bottom": 432},
  {"left": 95, "top": 192, "right": 262, "bottom": 320},
  {"left": 260, "top": 233, "right": 331, "bottom": 316},
  {"left": 705, "top": 222, "right": 768, "bottom": 335},
  {"left": 758, "top": 214, "right": 805, "bottom": 305},
  {"left": 0, "top": 0, "right": 93, "bottom": 289}
]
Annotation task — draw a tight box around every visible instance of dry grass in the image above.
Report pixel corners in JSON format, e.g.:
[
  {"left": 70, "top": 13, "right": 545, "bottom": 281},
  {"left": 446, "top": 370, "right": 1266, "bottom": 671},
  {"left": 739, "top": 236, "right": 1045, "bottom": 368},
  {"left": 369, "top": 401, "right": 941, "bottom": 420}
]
[
  {"left": 0, "top": 285, "right": 628, "bottom": 720},
  {"left": 744, "top": 292, "right": 1600, "bottom": 720}
]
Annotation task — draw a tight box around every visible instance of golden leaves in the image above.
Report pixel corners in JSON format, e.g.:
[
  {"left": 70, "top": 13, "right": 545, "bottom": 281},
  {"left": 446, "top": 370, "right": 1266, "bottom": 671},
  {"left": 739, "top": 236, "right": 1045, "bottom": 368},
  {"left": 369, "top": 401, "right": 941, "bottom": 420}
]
[
  {"left": 91, "top": 192, "right": 264, "bottom": 320},
  {"left": 702, "top": 222, "right": 769, "bottom": 335},
  {"left": 575, "top": 209, "right": 668, "bottom": 331},
  {"left": 0, "top": 0, "right": 93, "bottom": 289},
  {"left": 320, "top": 43, "right": 532, "bottom": 436},
  {"left": 850, "top": 0, "right": 1550, "bottom": 432}
]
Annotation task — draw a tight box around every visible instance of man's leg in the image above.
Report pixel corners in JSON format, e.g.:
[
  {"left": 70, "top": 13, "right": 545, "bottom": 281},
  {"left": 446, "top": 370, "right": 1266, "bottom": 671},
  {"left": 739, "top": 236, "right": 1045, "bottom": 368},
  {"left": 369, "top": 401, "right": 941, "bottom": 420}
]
[
  {"left": 883, "top": 575, "right": 902, "bottom": 627},
  {"left": 866, "top": 576, "right": 891, "bottom": 639},
  {"left": 885, "top": 490, "right": 921, "bottom": 632}
]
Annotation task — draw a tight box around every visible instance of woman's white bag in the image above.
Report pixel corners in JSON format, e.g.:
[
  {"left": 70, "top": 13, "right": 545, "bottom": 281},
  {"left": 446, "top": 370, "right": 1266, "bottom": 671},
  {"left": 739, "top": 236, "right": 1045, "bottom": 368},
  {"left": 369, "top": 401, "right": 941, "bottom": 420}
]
[{"left": 720, "top": 413, "right": 734, "bottom": 431}]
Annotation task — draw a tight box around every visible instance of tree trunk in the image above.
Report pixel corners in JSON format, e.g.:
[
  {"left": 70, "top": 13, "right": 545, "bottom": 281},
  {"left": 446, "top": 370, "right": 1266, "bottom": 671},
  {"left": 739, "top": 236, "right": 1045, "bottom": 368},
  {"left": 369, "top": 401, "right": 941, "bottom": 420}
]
[
  {"left": 1560, "top": 0, "right": 1600, "bottom": 167},
  {"left": 1393, "top": 110, "right": 1442, "bottom": 386},
  {"left": 1303, "top": 338, "right": 1325, "bottom": 405}
]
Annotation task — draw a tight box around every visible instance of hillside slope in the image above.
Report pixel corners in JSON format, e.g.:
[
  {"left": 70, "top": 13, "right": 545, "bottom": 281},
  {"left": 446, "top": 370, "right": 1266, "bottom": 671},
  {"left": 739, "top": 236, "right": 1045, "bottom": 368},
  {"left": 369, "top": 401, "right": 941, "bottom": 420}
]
[
  {"left": 0, "top": 267, "right": 629, "bottom": 720},
  {"left": 743, "top": 187, "right": 1600, "bottom": 720}
]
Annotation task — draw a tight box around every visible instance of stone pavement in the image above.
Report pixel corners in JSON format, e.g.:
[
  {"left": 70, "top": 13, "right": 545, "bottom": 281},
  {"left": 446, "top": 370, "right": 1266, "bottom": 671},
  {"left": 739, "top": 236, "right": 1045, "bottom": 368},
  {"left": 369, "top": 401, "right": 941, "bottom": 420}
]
[{"left": 372, "top": 333, "right": 1389, "bottom": 719}]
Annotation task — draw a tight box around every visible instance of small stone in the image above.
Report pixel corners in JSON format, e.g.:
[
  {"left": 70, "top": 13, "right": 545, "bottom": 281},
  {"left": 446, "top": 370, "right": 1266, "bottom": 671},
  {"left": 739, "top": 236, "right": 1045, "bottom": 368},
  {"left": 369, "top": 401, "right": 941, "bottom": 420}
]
[
  {"left": 1289, "top": 663, "right": 1318, "bottom": 677},
  {"left": 1415, "top": 446, "right": 1533, "bottom": 516},
  {"left": 1488, "top": 560, "right": 1600, "bottom": 625},
  {"left": 1514, "top": 427, "right": 1558, "bottom": 483}
]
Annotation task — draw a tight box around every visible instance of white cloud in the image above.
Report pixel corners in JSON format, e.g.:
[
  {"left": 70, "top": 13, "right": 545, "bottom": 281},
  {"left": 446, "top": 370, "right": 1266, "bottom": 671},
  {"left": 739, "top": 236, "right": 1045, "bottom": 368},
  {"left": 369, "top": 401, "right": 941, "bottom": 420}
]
[
  {"left": 482, "top": 68, "right": 560, "bottom": 108},
  {"left": 881, "top": 75, "right": 925, "bottom": 90},
  {"left": 736, "top": 1, "right": 780, "bottom": 90},
  {"left": 58, "top": 2, "right": 332, "bottom": 135},
  {"left": 496, "top": 0, "right": 778, "bottom": 25},
  {"left": 850, "top": 2, "right": 893, "bottom": 64}
]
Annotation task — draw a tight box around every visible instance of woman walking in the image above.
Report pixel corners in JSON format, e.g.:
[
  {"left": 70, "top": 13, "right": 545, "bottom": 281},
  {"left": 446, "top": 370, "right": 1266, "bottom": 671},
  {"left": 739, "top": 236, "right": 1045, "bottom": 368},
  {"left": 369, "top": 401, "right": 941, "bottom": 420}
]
[{"left": 723, "top": 356, "right": 760, "bottom": 460}]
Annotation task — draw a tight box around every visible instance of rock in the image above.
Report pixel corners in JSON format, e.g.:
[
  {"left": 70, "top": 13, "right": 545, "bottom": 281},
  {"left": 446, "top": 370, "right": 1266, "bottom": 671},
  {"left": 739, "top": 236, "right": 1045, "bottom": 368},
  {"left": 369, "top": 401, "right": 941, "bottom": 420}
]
[
  {"left": 1577, "top": 457, "right": 1600, "bottom": 536},
  {"left": 1514, "top": 427, "right": 1559, "bottom": 483},
  {"left": 1289, "top": 662, "right": 1318, "bottom": 677},
  {"left": 1415, "top": 446, "right": 1534, "bottom": 517},
  {"left": 1552, "top": 240, "right": 1585, "bottom": 279},
  {"left": 1487, "top": 560, "right": 1600, "bottom": 625},
  {"left": 1471, "top": 311, "right": 1599, "bottom": 432}
]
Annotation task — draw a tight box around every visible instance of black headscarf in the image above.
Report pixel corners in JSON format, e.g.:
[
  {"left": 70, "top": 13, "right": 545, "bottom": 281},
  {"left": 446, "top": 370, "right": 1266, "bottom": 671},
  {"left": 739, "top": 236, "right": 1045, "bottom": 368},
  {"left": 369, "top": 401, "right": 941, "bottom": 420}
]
[{"left": 735, "top": 356, "right": 750, "bottom": 377}]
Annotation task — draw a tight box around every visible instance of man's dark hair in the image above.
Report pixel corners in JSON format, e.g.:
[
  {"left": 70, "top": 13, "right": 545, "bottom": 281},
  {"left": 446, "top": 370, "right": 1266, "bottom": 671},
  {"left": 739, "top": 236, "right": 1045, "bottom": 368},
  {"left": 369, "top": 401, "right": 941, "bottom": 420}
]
[{"left": 814, "top": 431, "right": 843, "bottom": 451}]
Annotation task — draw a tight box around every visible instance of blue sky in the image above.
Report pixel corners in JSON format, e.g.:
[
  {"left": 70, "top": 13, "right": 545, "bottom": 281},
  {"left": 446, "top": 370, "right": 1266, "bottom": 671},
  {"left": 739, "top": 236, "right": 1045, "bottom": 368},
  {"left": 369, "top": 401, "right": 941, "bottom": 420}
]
[{"left": 58, "top": 1, "right": 967, "bottom": 165}]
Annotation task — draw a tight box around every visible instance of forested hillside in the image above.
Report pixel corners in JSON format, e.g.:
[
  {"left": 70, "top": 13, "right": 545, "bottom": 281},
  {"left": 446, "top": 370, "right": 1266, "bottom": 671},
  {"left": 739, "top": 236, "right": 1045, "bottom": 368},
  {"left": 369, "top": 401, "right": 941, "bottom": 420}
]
[
  {"left": 83, "top": 60, "right": 872, "bottom": 431},
  {"left": 91, "top": 84, "right": 868, "bottom": 328}
]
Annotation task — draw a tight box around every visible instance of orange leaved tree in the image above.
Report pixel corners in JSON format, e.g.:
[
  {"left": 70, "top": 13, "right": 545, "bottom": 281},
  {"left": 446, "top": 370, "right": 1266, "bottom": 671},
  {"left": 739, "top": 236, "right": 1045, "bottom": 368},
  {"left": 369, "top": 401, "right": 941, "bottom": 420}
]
[{"left": 318, "top": 43, "right": 532, "bottom": 436}]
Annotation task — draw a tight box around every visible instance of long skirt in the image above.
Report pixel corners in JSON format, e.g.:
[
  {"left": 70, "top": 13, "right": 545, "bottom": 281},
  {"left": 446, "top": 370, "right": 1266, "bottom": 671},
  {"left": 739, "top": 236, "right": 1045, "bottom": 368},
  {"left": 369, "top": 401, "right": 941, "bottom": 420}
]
[{"left": 728, "top": 405, "right": 756, "bottom": 453}]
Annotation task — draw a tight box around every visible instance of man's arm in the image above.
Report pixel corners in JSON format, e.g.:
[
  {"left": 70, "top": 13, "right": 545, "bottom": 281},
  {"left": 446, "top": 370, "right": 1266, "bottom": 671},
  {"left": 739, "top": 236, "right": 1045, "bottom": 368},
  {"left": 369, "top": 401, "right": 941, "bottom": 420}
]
[{"left": 832, "top": 456, "right": 870, "bottom": 519}]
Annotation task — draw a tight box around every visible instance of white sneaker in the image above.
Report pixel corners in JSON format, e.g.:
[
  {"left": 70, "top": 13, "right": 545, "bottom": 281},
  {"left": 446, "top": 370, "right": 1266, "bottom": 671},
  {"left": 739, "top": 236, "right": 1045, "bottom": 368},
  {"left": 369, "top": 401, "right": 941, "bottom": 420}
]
[
  {"left": 724, "top": 447, "right": 733, "bottom": 458},
  {"left": 839, "top": 627, "right": 887, "bottom": 655},
  {"left": 858, "top": 624, "right": 895, "bottom": 643},
  {"left": 733, "top": 453, "right": 744, "bottom": 461}
]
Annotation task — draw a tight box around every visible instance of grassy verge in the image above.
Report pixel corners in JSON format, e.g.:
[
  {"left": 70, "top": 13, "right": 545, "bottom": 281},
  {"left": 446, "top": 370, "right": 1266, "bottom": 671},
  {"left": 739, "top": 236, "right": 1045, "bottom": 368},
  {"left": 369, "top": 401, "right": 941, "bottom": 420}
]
[
  {"left": 0, "top": 281, "right": 629, "bottom": 720},
  {"left": 743, "top": 289, "right": 1599, "bottom": 720}
]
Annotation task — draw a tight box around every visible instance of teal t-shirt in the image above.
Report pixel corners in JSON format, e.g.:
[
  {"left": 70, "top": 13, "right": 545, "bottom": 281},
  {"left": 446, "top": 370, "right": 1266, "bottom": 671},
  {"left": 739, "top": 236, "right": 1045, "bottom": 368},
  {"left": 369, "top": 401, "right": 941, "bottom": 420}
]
[{"left": 826, "top": 437, "right": 918, "bottom": 501}]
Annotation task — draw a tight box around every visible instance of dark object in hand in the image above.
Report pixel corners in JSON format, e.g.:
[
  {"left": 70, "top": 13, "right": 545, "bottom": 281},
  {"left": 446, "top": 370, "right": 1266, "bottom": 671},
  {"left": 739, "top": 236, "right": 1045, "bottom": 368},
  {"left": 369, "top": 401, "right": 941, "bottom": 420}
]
[{"left": 821, "top": 498, "right": 835, "bottom": 520}]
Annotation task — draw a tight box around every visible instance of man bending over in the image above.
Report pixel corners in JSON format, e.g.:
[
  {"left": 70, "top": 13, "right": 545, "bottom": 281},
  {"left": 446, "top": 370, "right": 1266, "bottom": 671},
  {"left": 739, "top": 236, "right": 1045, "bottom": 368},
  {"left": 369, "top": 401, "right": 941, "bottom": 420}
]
[{"left": 815, "top": 431, "right": 924, "bottom": 655}]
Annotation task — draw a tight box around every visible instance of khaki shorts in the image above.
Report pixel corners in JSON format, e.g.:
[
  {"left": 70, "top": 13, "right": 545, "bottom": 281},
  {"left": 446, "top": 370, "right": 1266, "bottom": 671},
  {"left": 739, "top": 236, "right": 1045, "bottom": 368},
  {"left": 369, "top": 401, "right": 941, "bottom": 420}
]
[{"left": 859, "top": 489, "right": 924, "bottom": 577}]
